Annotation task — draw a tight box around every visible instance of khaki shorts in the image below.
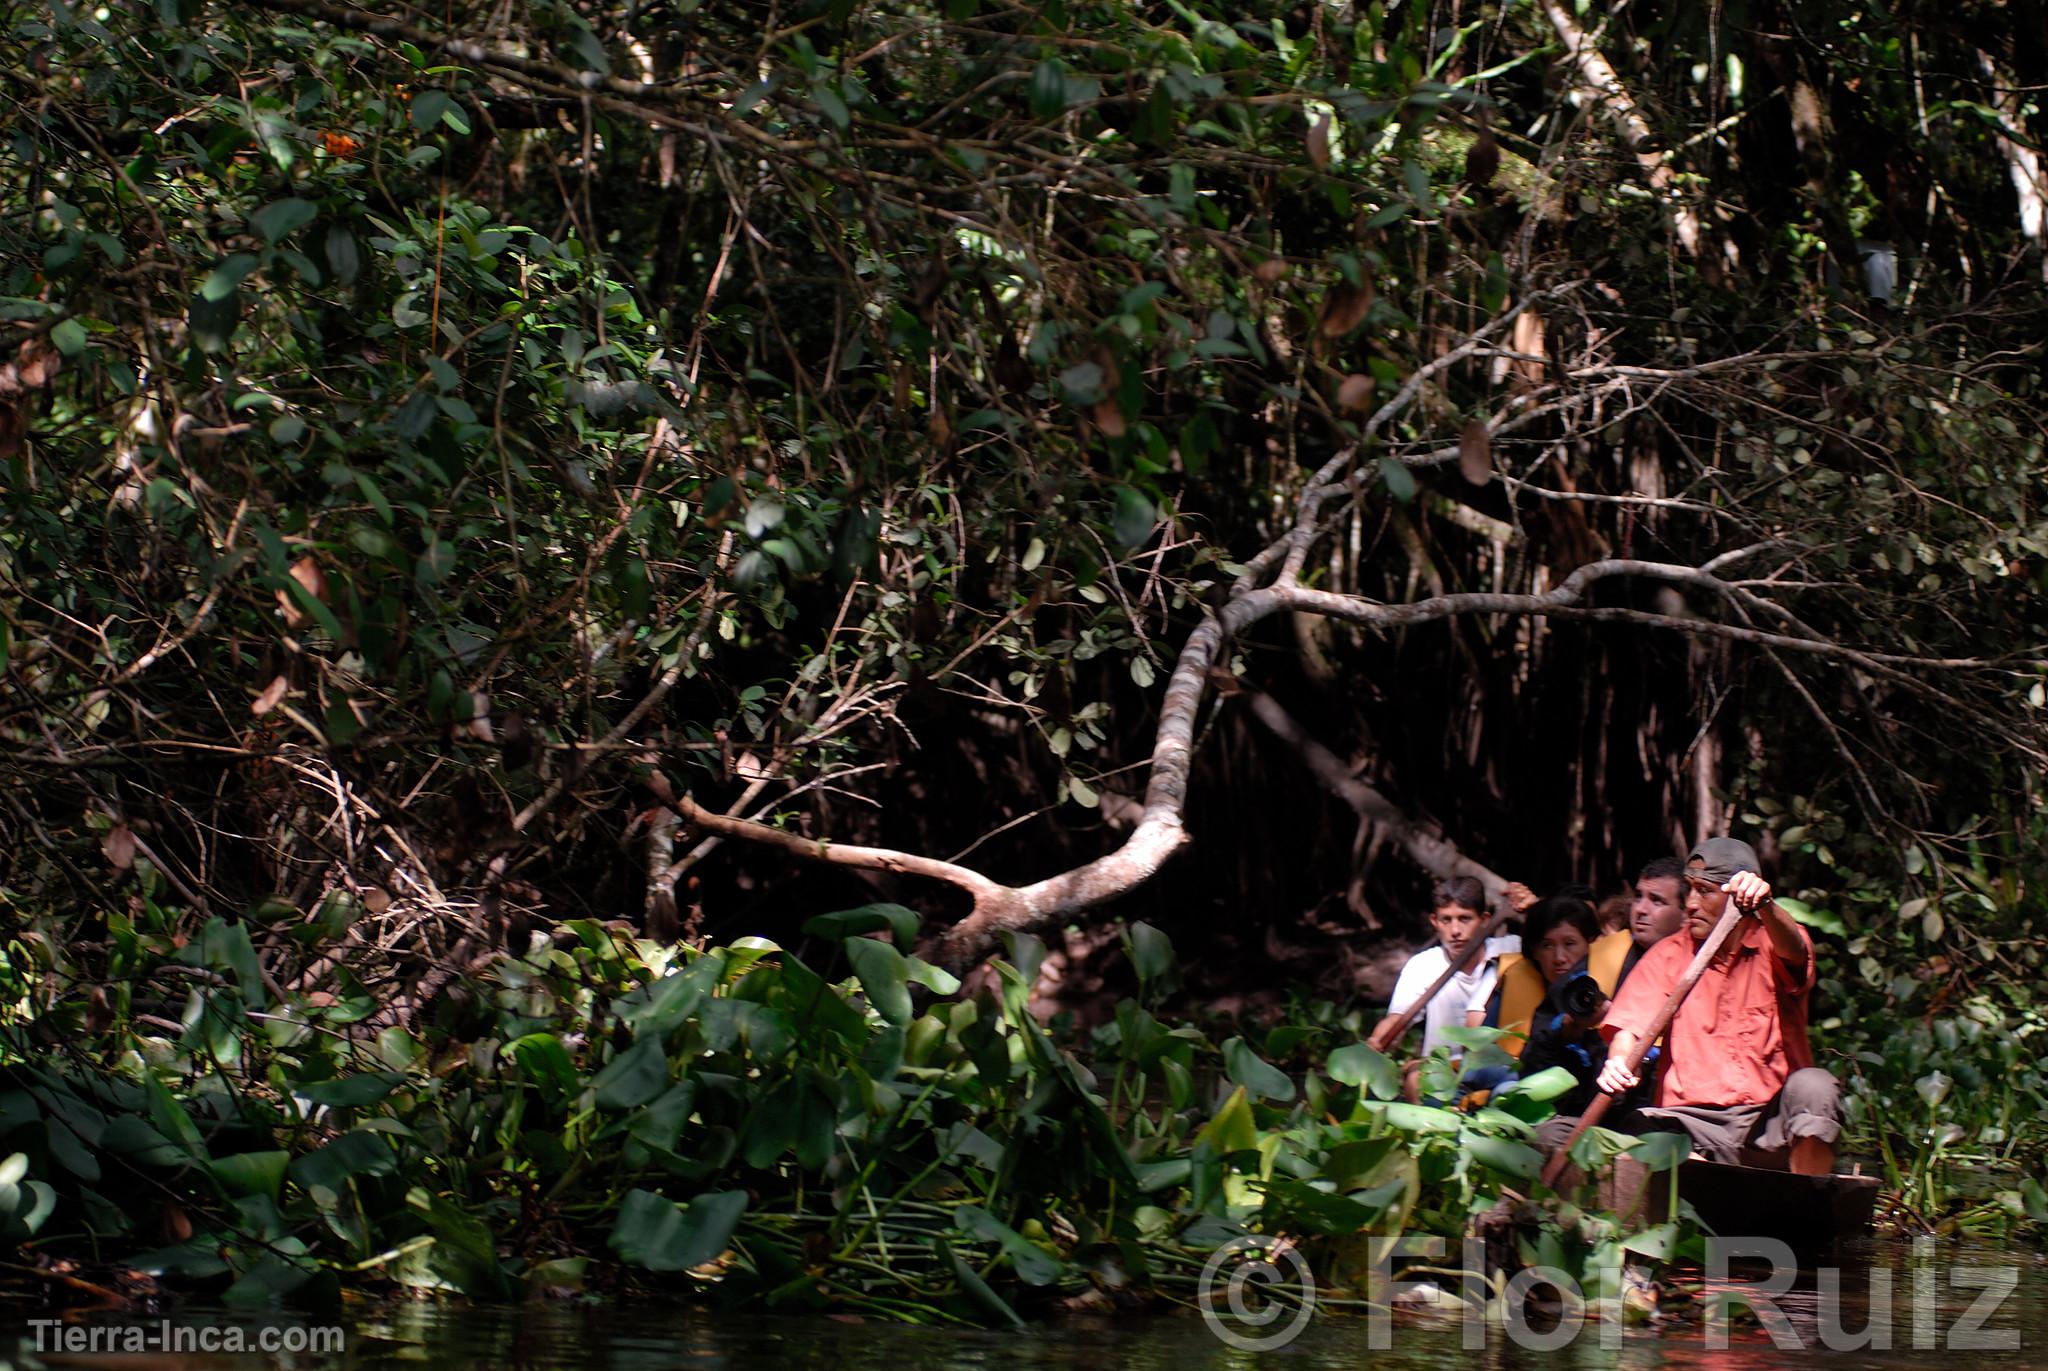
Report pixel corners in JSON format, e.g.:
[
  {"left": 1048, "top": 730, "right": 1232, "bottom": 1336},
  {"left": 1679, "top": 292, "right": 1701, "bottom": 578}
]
[{"left": 1536, "top": 1067, "right": 1842, "bottom": 1169}]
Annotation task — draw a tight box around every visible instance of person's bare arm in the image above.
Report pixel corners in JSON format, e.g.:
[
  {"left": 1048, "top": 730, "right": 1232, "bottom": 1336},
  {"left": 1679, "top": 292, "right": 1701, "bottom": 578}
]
[
  {"left": 1596, "top": 1029, "right": 1640, "bottom": 1094},
  {"left": 1725, "top": 871, "right": 1807, "bottom": 973}
]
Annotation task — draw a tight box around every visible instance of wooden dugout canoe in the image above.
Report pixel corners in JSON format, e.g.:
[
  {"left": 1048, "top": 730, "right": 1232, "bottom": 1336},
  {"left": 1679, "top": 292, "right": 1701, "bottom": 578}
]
[{"left": 1601, "top": 1156, "right": 1883, "bottom": 1246}]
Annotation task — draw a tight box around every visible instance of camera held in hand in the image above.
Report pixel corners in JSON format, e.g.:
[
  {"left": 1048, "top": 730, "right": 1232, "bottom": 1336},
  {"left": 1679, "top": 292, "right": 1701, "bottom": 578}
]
[{"left": 1548, "top": 972, "right": 1608, "bottom": 1024}]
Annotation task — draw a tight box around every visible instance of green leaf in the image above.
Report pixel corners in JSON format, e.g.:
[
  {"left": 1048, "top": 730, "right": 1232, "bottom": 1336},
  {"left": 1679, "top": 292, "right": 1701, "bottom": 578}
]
[
  {"left": 324, "top": 224, "right": 361, "bottom": 285},
  {"left": 410, "top": 90, "right": 454, "bottom": 131},
  {"left": 1626, "top": 1129, "right": 1691, "bottom": 1172},
  {"left": 510, "top": 1033, "right": 580, "bottom": 1106},
  {"left": 1029, "top": 59, "right": 1070, "bottom": 119},
  {"left": 802, "top": 902, "right": 919, "bottom": 946},
  {"left": 290, "top": 1129, "right": 397, "bottom": 1202},
  {"left": 251, "top": 198, "right": 317, "bottom": 243},
  {"left": 936, "top": 1236, "right": 1025, "bottom": 1328},
  {"left": 812, "top": 83, "right": 850, "bottom": 130},
  {"left": 609, "top": 1188, "right": 747, "bottom": 1271},
  {"left": 1123, "top": 920, "right": 1176, "bottom": 983},
  {"left": 210, "top": 1150, "right": 289, "bottom": 1202},
  {"left": 1327, "top": 1043, "right": 1401, "bottom": 1100},
  {"left": 954, "top": 1204, "right": 1066, "bottom": 1286},
  {"left": 1497, "top": 1065, "right": 1579, "bottom": 1102},
  {"left": 268, "top": 414, "right": 306, "bottom": 445},
  {"left": 1622, "top": 1221, "right": 1678, "bottom": 1260},
  {"left": 904, "top": 956, "right": 962, "bottom": 996},
  {"left": 1259, "top": 1178, "right": 1389, "bottom": 1235},
  {"left": 1464, "top": 1133, "right": 1543, "bottom": 1182},
  {"left": 592, "top": 1035, "right": 670, "bottom": 1111},
  {"left": 296, "top": 1069, "right": 402, "bottom": 1110},
  {"left": 845, "top": 936, "right": 913, "bottom": 1026},
  {"left": 50, "top": 318, "right": 88, "bottom": 356},
  {"left": 1222, "top": 1036, "right": 1294, "bottom": 1101},
  {"left": 200, "top": 253, "right": 258, "bottom": 301},
  {"left": 1379, "top": 456, "right": 1417, "bottom": 502},
  {"left": 1195, "top": 1085, "right": 1259, "bottom": 1154},
  {"left": 2019, "top": 1175, "right": 2048, "bottom": 1222}
]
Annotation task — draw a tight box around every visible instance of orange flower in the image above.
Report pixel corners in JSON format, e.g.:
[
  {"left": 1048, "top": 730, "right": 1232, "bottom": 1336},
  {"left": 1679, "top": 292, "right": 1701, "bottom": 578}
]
[{"left": 321, "top": 131, "right": 361, "bottom": 157}]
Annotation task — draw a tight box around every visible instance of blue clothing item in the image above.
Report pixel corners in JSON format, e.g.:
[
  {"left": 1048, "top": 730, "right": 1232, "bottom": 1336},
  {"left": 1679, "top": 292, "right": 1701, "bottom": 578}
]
[{"left": 1456, "top": 1063, "right": 1519, "bottom": 1102}]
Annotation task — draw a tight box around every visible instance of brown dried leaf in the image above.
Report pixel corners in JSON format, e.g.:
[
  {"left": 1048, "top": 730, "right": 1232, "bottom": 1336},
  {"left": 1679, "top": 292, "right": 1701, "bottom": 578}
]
[
  {"left": 276, "top": 555, "right": 326, "bottom": 628},
  {"left": 1336, "top": 373, "right": 1375, "bottom": 412},
  {"left": 252, "top": 674, "right": 289, "bottom": 716},
  {"left": 1458, "top": 420, "right": 1493, "bottom": 485},
  {"left": 103, "top": 823, "right": 136, "bottom": 871},
  {"left": 1306, "top": 113, "right": 1331, "bottom": 172},
  {"left": 1510, "top": 309, "right": 1547, "bottom": 387},
  {"left": 362, "top": 886, "right": 392, "bottom": 914},
  {"left": 1091, "top": 397, "right": 1127, "bottom": 438},
  {"left": 13, "top": 340, "right": 59, "bottom": 391},
  {"left": 466, "top": 691, "right": 493, "bottom": 742},
  {"left": 1252, "top": 257, "right": 1290, "bottom": 284},
  {"left": 1317, "top": 279, "right": 1374, "bottom": 338},
  {"left": 1464, "top": 126, "right": 1500, "bottom": 188}
]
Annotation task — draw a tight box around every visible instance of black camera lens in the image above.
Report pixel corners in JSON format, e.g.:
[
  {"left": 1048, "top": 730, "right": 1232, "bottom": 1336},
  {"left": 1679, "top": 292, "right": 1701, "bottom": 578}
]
[{"left": 1556, "top": 973, "right": 1606, "bottom": 1020}]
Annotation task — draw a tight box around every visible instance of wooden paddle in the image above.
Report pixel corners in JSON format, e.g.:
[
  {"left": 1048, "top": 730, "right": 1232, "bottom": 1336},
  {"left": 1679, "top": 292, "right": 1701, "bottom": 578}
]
[
  {"left": 1369, "top": 887, "right": 1528, "bottom": 1053},
  {"left": 1536, "top": 896, "right": 1751, "bottom": 1187}
]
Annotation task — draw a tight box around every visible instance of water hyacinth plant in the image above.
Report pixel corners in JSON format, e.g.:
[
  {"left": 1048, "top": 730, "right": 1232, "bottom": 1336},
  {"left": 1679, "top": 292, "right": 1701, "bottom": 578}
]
[{"left": 0, "top": 903, "right": 1692, "bottom": 1321}]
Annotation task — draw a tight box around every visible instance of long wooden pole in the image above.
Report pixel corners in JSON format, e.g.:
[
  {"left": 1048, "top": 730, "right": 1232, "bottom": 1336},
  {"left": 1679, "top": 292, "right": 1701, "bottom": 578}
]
[{"left": 1537, "top": 899, "right": 1749, "bottom": 1187}]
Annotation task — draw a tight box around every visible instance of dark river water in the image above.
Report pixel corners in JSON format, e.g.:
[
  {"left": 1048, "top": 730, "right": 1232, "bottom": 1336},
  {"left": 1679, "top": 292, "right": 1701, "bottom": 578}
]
[{"left": 5, "top": 1236, "right": 2044, "bottom": 1369}]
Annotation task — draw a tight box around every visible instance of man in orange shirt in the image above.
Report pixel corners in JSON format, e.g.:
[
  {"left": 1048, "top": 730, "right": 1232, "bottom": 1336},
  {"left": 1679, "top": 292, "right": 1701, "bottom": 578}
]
[{"left": 1576, "top": 837, "right": 1840, "bottom": 1175}]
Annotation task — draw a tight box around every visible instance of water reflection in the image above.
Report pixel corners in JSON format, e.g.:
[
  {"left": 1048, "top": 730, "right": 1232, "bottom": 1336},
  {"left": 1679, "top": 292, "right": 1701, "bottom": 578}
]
[{"left": 4, "top": 1238, "right": 2042, "bottom": 1370}]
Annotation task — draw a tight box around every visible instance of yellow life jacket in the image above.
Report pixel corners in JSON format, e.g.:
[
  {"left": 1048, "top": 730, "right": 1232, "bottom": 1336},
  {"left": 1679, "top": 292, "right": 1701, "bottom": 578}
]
[{"left": 1493, "top": 929, "right": 1633, "bottom": 1059}]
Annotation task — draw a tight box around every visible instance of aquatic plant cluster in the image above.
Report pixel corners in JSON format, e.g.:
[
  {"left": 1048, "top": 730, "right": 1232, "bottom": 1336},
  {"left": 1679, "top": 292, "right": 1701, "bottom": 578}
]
[{"left": 2, "top": 907, "right": 1700, "bottom": 1321}]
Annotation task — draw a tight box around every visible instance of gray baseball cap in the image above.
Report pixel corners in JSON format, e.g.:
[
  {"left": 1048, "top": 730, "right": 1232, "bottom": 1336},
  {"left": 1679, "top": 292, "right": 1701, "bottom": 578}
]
[{"left": 1686, "top": 836, "right": 1760, "bottom": 885}]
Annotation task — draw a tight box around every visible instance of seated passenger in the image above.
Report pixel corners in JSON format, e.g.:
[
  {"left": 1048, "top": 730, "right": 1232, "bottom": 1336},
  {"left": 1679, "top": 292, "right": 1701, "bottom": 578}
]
[
  {"left": 1477, "top": 892, "right": 1633, "bottom": 1059},
  {"left": 1461, "top": 893, "right": 1612, "bottom": 1104},
  {"left": 1367, "top": 878, "right": 1520, "bottom": 1094}
]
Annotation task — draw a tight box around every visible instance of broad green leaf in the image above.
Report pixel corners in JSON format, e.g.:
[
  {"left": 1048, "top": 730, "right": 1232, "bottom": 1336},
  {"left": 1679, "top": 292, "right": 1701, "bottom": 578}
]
[
  {"left": 1327, "top": 1043, "right": 1401, "bottom": 1100},
  {"left": 592, "top": 1035, "right": 670, "bottom": 1111},
  {"left": 1626, "top": 1129, "right": 1691, "bottom": 1172},
  {"left": 802, "top": 902, "right": 919, "bottom": 946},
  {"left": 845, "top": 936, "right": 912, "bottom": 1026},
  {"left": 1123, "top": 920, "right": 1176, "bottom": 983},
  {"left": 1194, "top": 1085, "right": 1258, "bottom": 1155},
  {"left": 1222, "top": 1036, "right": 1294, "bottom": 1101},
  {"left": 510, "top": 1033, "right": 580, "bottom": 1106},
  {"left": 296, "top": 1072, "right": 405, "bottom": 1109},
  {"left": 954, "top": 1204, "right": 1066, "bottom": 1286},
  {"left": 1466, "top": 1133, "right": 1543, "bottom": 1182},
  {"left": 210, "top": 1150, "right": 289, "bottom": 1201},
  {"left": 200, "top": 253, "right": 258, "bottom": 301},
  {"left": 1498, "top": 1065, "right": 1579, "bottom": 1102},
  {"left": 290, "top": 1129, "right": 397, "bottom": 1202},
  {"left": 1622, "top": 1221, "right": 1678, "bottom": 1260},
  {"left": 609, "top": 1188, "right": 747, "bottom": 1271},
  {"left": 936, "top": 1236, "right": 1024, "bottom": 1328},
  {"left": 251, "top": 197, "right": 317, "bottom": 243}
]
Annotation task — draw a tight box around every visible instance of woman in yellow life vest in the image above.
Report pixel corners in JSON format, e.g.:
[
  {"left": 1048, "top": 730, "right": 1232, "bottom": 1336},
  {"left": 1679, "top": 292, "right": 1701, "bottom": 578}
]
[
  {"left": 1483, "top": 895, "right": 1633, "bottom": 1058},
  {"left": 1455, "top": 893, "right": 1629, "bottom": 1107}
]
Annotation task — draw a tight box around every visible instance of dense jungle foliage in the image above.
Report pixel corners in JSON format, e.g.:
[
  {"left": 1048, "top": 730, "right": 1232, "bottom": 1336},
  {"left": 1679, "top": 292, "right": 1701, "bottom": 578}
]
[{"left": 3, "top": 0, "right": 2048, "bottom": 1318}]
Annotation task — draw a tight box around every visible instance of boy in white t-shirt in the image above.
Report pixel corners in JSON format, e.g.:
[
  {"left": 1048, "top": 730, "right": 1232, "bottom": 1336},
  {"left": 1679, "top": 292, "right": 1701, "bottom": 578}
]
[{"left": 1367, "top": 877, "right": 1525, "bottom": 1057}]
